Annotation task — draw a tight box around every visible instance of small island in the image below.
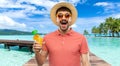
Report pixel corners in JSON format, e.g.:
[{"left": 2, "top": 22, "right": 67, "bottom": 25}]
[{"left": 0, "top": 29, "right": 46, "bottom": 35}]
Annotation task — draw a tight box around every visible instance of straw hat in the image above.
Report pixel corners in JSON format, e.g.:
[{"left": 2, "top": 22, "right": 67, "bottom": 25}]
[{"left": 50, "top": 2, "right": 78, "bottom": 26}]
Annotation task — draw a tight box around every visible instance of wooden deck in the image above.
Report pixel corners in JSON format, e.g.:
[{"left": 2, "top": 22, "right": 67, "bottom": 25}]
[
  {"left": 0, "top": 39, "right": 34, "bottom": 52},
  {"left": 23, "top": 52, "right": 111, "bottom": 66}
]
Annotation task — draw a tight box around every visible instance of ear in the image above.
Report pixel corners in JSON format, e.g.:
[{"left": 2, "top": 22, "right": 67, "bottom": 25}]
[
  {"left": 56, "top": 17, "right": 60, "bottom": 23},
  {"left": 68, "top": 17, "right": 71, "bottom": 23}
]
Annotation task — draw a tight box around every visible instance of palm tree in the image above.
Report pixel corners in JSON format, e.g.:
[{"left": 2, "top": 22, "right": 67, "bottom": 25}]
[
  {"left": 92, "top": 26, "right": 97, "bottom": 37},
  {"left": 98, "top": 23, "right": 104, "bottom": 36},
  {"left": 92, "top": 26, "right": 100, "bottom": 37},
  {"left": 92, "top": 17, "right": 120, "bottom": 37},
  {"left": 103, "top": 23, "right": 108, "bottom": 37},
  {"left": 117, "top": 18, "right": 120, "bottom": 37},
  {"left": 83, "top": 30, "right": 89, "bottom": 35},
  {"left": 105, "top": 17, "right": 115, "bottom": 37},
  {"left": 114, "top": 18, "right": 120, "bottom": 37}
]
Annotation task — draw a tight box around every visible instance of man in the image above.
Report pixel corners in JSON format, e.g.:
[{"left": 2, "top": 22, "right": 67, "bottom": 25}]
[{"left": 33, "top": 2, "right": 90, "bottom": 66}]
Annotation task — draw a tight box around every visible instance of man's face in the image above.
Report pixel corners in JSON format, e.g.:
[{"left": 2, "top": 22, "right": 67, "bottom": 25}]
[{"left": 56, "top": 11, "right": 72, "bottom": 31}]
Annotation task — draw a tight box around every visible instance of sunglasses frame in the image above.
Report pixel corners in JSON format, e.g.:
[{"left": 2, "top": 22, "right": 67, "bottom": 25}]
[{"left": 56, "top": 13, "right": 71, "bottom": 19}]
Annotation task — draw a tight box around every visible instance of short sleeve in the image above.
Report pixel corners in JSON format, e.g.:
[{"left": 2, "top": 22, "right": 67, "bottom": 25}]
[
  {"left": 80, "top": 35, "right": 89, "bottom": 54},
  {"left": 42, "top": 36, "right": 48, "bottom": 51}
]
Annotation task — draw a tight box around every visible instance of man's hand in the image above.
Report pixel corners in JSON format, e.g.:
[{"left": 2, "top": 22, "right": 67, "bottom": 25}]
[
  {"left": 33, "top": 41, "right": 42, "bottom": 53},
  {"left": 81, "top": 52, "right": 91, "bottom": 66},
  {"left": 33, "top": 41, "right": 48, "bottom": 66}
]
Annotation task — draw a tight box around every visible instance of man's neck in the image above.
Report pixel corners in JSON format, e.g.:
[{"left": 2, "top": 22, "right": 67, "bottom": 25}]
[{"left": 58, "top": 28, "right": 71, "bottom": 34}]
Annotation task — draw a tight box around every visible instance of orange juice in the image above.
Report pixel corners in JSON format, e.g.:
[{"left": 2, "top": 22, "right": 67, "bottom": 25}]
[{"left": 33, "top": 34, "right": 43, "bottom": 46}]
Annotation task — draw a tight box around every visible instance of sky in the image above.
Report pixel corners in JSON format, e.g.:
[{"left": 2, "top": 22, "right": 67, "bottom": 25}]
[{"left": 0, "top": 0, "right": 120, "bottom": 34}]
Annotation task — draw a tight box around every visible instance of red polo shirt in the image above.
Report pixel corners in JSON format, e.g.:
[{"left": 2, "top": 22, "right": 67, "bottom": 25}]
[{"left": 42, "top": 29, "right": 89, "bottom": 66}]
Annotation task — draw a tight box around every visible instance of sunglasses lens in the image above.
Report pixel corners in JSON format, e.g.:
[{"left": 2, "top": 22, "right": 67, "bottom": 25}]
[
  {"left": 65, "top": 13, "right": 70, "bottom": 18},
  {"left": 58, "top": 14, "right": 63, "bottom": 18}
]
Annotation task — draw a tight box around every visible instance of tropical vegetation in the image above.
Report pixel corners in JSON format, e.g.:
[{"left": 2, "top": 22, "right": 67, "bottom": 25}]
[
  {"left": 83, "top": 30, "right": 89, "bottom": 35},
  {"left": 92, "top": 17, "right": 120, "bottom": 37}
]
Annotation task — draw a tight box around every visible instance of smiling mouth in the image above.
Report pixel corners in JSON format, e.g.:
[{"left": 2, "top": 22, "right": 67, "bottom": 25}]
[{"left": 60, "top": 20, "right": 68, "bottom": 25}]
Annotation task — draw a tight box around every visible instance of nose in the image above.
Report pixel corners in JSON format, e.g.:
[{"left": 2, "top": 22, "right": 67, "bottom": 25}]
[{"left": 62, "top": 15, "right": 66, "bottom": 20}]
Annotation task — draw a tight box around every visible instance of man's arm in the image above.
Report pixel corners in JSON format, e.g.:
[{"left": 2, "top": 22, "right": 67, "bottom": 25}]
[
  {"left": 81, "top": 52, "right": 91, "bottom": 66},
  {"left": 35, "top": 50, "right": 48, "bottom": 66},
  {"left": 33, "top": 42, "right": 48, "bottom": 66}
]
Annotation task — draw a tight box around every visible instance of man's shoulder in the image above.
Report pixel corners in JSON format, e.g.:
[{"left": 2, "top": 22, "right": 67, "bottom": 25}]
[
  {"left": 73, "top": 30, "right": 82, "bottom": 35},
  {"left": 44, "top": 31, "right": 56, "bottom": 38},
  {"left": 73, "top": 30, "right": 85, "bottom": 37}
]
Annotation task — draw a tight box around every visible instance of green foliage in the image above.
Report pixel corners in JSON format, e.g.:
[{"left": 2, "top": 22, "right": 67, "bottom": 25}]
[
  {"left": 91, "top": 17, "right": 120, "bottom": 37},
  {"left": 92, "top": 26, "right": 99, "bottom": 33},
  {"left": 83, "top": 30, "right": 89, "bottom": 35}
]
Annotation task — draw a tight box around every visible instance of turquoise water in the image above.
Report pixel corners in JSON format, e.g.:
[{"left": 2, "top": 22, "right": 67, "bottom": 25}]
[
  {"left": 0, "top": 35, "right": 120, "bottom": 66},
  {"left": 0, "top": 35, "right": 35, "bottom": 66},
  {"left": 0, "top": 35, "right": 34, "bottom": 40},
  {"left": 88, "top": 36, "right": 120, "bottom": 66}
]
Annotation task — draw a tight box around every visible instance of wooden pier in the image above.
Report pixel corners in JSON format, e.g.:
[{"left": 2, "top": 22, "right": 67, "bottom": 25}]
[
  {"left": 23, "top": 52, "right": 111, "bottom": 66},
  {"left": 0, "top": 39, "right": 34, "bottom": 52}
]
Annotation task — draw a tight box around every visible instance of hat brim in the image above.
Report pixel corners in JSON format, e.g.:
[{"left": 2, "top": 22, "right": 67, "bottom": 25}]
[{"left": 50, "top": 2, "right": 78, "bottom": 26}]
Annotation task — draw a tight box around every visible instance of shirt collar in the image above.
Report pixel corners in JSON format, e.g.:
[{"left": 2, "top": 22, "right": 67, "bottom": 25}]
[{"left": 55, "top": 28, "right": 74, "bottom": 36}]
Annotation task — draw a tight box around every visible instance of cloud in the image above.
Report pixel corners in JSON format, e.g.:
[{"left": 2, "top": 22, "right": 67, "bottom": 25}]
[
  {"left": 0, "top": 0, "right": 88, "bottom": 33},
  {"left": 94, "top": 2, "right": 109, "bottom": 6},
  {"left": 0, "top": 0, "right": 86, "bottom": 18},
  {"left": 0, "top": 14, "right": 26, "bottom": 30},
  {"left": 74, "top": 12, "right": 120, "bottom": 33},
  {"left": 111, "top": 13, "right": 120, "bottom": 18},
  {"left": 0, "top": 0, "right": 87, "bottom": 32},
  {"left": 75, "top": 16, "right": 106, "bottom": 31},
  {"left": 2, "top": 10, "right": 27, "bottom": 18},
  {"left": 0, "top": 0, "right": 23, "bottom": 8},
  {"left": 94, "top": 2, "right": 120, "bottom": 14},
  {"left": 74, "top": 17, "right": 105, "bottom": 33},
  {"left": 71, "top": 24, "right": 78, "bottom": 28}
]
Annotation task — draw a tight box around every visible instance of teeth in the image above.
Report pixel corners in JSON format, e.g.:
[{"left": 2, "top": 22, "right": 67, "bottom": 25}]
[
  {"left": 61, "top": 22, "right": 67, "bottom": 24},
  {"left": 60, "top": 20, "right": 68, "bottom": 25},
  {"left": 62, "top": 22, "right": 67, "bottom": 24}
]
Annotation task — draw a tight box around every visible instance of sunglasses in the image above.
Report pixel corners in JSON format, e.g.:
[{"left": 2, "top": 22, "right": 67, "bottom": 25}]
[{"left": 57, "top": 13, "right": 71, "bottom": 18}]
